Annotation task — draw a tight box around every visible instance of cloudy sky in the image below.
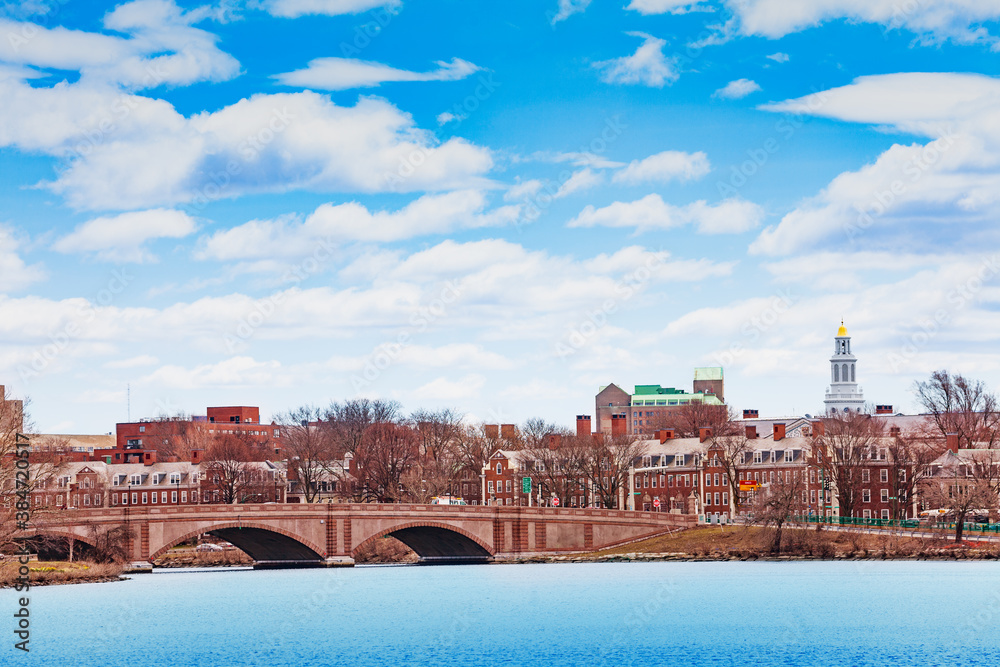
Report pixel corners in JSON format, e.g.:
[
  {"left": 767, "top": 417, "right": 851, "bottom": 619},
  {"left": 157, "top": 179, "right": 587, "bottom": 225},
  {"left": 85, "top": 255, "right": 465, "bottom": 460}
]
[{"left": 3, "top": 0, "right": 1000, "bottom": 433}]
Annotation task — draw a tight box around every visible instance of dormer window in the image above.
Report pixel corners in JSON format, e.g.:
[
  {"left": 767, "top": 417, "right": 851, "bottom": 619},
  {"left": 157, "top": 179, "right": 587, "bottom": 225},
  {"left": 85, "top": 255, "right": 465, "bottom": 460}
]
[
  {"left": 496, "top": 463, "right": 502, "bottom": 475},
  {"left": 753, "top": 451, "right": 762, "bottom": 464},
  {"left": 784, "top": 450, "right": 794, "bottom": 463}
]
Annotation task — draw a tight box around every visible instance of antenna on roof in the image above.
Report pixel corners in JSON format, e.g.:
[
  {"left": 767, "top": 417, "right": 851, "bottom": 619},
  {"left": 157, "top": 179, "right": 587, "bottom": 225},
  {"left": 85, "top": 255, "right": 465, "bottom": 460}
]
[{"left": 127, "top": 383, "right": 131, "bottom": 422}]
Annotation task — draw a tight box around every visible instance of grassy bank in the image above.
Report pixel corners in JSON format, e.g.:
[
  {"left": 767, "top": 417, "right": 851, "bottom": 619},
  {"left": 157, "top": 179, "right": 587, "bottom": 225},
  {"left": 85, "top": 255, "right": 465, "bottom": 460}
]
[{"left": 0, "top": 560, "right": 124, "bottom": 587}]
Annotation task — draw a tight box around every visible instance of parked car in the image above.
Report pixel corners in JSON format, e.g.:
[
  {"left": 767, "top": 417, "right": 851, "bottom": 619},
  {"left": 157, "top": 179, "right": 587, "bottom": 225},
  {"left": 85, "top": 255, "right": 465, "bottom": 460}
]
[{"left": 196, "top": 543, "right": 224, "bottom": 552}]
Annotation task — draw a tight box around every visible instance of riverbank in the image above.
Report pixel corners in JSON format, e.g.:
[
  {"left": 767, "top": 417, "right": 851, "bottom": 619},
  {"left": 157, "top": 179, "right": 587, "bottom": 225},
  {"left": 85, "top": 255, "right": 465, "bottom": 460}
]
[
  {"left": 501, "top": 525, "right": 1000, "bottom": 563},
  {"left": 0, "top": 560, "right": 124, "bottom": 587}
]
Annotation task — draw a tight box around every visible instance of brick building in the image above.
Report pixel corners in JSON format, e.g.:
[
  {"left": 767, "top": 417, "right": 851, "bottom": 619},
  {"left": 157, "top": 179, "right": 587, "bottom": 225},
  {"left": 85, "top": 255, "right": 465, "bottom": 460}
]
[{"left": 594, "top": 368, "right": 726, "bottom": 435}]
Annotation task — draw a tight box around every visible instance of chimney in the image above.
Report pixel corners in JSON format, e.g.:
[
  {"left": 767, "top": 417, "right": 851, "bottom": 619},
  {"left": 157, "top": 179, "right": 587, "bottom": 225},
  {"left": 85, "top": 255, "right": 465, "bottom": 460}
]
[
  {"left": 611, "top": 413, "right": 627, "bottom": 437},
  {"left": 663, "top": 428, "right": 675, "bottom": 440},
  {"left": 143, "top": 450, "right": 157, "bottom": 466},
  {"left": 745, "top": 425, "right": 758, "bottom": 440},
  {"left": 547, "top": 434, "right": 562, "bottom": 450},
  {"left": 774, "top": 423, "right": 786, "bottom": 441},
  {"left": 484, "top": 424, "right": 499, "bottom": 439},
  {"left": 946, "top": 432, "right": 959, "bottom": 453},
  {"left": 889, "top": 425, "right": 901, "bottom": 436},
  {"left": 743, "top": 409, "right": 759, "bottom": 419},
  {"left": 657, "top": 430, "right": 668, "bottom": 444},
  {"left": 576, "top": 415, "right": 591, "bottom": 438},
  {"left": 501, "top": 424, "right": 517, "bottom": 440},
  {"left": 875, "top": 404, "right": 893, "bottom": 415},
  {"left": 699, "top": 427, "right": 713, "bottom": 443},
  {"left": 190, "top": 449, "right": 203, "bottom": 465},
  {"left": 810, "top": 420, "right": 824, "bottom": 437}
]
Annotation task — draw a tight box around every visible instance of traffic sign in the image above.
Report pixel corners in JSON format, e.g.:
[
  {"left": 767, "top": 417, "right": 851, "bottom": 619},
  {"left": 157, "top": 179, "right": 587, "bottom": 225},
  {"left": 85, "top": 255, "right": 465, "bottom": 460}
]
[
  {"left": 653, "top": 498, "right": 661, "bottom": 508},
  {"left": 522, "top": 477, "right": 532, "bottom": 494},
  {"left": 552, "top": 497, "right": 560, "bottom": 506}
]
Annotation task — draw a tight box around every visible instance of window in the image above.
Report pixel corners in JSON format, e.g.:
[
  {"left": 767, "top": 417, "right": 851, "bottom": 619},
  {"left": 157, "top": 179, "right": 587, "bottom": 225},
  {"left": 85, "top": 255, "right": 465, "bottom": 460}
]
[
  {"left": 83, "top": 494, "right": 90, "bottom": 506},
  {"left": 862, "top": 489, "right": 871, "bottom": 503},
  {"left": 810, "top": 470, "right": 816, "bottom": 484},
  {"left": 131, "top": 492, "right": 138, "bottom": 505},
  {"left": 753, "top": 451, "right": 762, "bottom": 464},
  {"left": 714, "top": 492, "right": 720, "bottom": 505},
  {"left": 488, "top": 481, "right": 494, "bottom": 493},
  {"left": 881, "top": 509, "right": 890, "bottom": 520},
  {"left": 139, "top": 425, "right": 145, "bottom": 433},
  {"left": 713, "top": 473, "right": 720, "bottom": 487},
  {"left": 881, "top": 489, "right": 889, "bottom": 503},
  {"left": 130, "top": 474, "right": 142, "bottom": 485},
  {"left": 171, "top": 491, "right": 178, "bottom": 503},
  {"left": 722, "top": 492, "right": 728, "bottom": 507},
  {"left": 506, "top": 480, "right": 511, "bottom": 493},
  {"left": 810, "top": 490, "right": 817, "bottom": 504},
  {"left": 863, "top": 509, "right": 871, "bottom": 519},
  {"left": 784, "top": 450, "right": 794, "bottom": 463},
  {"left": 162, "top": 492, "right": 167, "bottom": 503},
  {"left": 862, "top": 469, "right": 870, "bottom": 483},
  {"left": 141, "top": 492, "right": 148, "bottom": 504},
  {"left": 668, "top": 475, "right": 674, "bottom": 487},
  {"left": 151, "top": 492, "right": 157, "bottom": 504},
  {"left": 496, "top": 463, "right": 502, "bottom": 475},
  {"left": 722, "top": 473, "right": 728, "bottom": 486},
  {"left": 770, "top": 451, "right": 776, "bottom": 463},
  {"left": 112, "top": 493, "right": 118, "bottom": 506},
  {"left": 880, "top": 469, "right": 889, "bottom": 483},
  {"left": 181, "top": 491, "right": 188, "bottom": 503},
  {"left": 652, "top": 476, "right": 657, "bottom": 488},
  {"left": 151, "top": 474, "right": 159, "bottom": 486},
  {"left": 899, "top": 469, "right": 907, "bottom": 483},
  {"left": 192, "top": 491, "right": 198, "bottom": 503}
]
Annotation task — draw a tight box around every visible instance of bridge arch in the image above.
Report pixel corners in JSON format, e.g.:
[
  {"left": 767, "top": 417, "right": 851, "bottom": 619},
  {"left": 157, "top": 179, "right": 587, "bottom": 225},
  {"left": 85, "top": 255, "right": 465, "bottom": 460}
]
[
  {"left": 353, "top": 521, "right": 494, "bottom": 564},
  {"left": 150, "top": 521, "right": 325, "bottom": 568},
  {"left": 21, "top": 530, "right": 99, "bottom": 561}
]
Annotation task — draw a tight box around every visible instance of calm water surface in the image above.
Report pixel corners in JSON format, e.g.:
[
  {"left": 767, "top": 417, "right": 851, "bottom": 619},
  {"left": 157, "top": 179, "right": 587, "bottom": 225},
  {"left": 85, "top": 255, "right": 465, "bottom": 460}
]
[{"left": 10, "top": 561, "right": 1000, "bottom": 666}]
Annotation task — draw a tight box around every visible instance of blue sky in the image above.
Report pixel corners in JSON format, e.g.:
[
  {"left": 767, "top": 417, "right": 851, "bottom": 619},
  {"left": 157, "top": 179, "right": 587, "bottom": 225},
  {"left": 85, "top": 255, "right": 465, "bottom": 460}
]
[{"left": 3, "top": 0, "right": 1000, "bottom": 432}]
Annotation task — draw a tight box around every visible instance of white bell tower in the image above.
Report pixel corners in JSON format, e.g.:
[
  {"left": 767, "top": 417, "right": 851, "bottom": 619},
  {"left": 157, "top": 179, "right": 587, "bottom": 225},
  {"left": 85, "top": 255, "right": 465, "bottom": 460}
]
[{"left": 824, "top": 320, "right": 864, "bottom": 414}]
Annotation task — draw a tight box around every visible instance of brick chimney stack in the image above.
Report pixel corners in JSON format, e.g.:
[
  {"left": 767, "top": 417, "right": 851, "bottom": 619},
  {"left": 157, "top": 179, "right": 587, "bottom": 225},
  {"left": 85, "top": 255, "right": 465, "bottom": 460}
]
[
  {"left": 611, "top": 413, "right": 627, "bottom": 437},
  {"left": 774, "top": 423, "right": 786, "bottom": 441},
  {"left": 946, "top": 432, "right": 959, "bottom": 453},
  {"left": 699, "top": 427, "right": 713, "bottom": 443},
  {"left": 811, "top": 420, "right": 825, "bottom": 437},
  {"left": 745, "top": 425, "right": 757, "bottom": 440},
  {"left": 576, "top": 415, "right": 591, "bottom": 438}
]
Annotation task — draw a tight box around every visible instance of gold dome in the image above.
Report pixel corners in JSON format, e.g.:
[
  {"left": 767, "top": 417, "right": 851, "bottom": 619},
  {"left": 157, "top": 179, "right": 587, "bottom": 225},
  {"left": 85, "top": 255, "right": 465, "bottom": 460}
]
[{"left": 837, "top": 320, "right": 847, "bottom": 337}]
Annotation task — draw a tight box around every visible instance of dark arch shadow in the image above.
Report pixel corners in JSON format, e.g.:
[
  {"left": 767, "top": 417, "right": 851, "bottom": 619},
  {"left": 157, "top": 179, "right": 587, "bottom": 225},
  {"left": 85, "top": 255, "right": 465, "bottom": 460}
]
[
  {"left": 151, "top": 523, "right": 325, "bottom": 569},
  {"left": 355, "top": 523, "right": 493, "bottom": 565}
]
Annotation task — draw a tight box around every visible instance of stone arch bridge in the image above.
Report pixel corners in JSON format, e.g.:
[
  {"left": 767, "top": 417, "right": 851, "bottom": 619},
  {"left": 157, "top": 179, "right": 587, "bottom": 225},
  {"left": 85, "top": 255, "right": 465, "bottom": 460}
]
[{"left": 28, "top": 504, "right": 694, "bottom": 568}]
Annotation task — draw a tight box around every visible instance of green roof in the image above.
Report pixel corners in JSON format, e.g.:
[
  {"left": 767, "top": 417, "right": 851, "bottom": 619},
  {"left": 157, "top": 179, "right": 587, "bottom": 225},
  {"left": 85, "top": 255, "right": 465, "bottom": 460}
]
[
  {"left": 633, "top": 384, "right": 685, "bottom": 395},
  {"left": 693, "top": 367, "right": 723, "bottom": 381}
]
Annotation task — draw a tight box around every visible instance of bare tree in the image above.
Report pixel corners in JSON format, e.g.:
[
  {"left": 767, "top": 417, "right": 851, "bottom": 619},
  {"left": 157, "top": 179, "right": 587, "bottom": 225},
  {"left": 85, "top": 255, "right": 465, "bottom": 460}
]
[
  {"left": 276, "top": 406, "right": 336, "bottom": 503},
  {"left": 814, "top": 411, "right": 884, "bottom": 518},
  {"left": 921, "top": 453, "right": 998, "bottom": 543},
  {"left": 352, "top": 422, "right": 417, "bottom": 503},
  {"left": 325, "top": 398, "right": 401, "bottom": 455},
  {"left": 914, "top": 370, "right": 1000, "bottom": 448},
  {"left": 522, "top": 435, "right": 589, "bottom": 507},
  {"left": 885, "top": 433, "right": 941, "bottom": 520},
  {"left": 579, "top": 435, "right": 649, "bottom": 509},
  {"left": 748, "top": 468, "right": 805, "bottom": 554},
  {"left": 202, "top": 432, "right": 269, "bottom": 504},
  {"left": 644, "top": 401, "right": 729, "bottom": 438}
]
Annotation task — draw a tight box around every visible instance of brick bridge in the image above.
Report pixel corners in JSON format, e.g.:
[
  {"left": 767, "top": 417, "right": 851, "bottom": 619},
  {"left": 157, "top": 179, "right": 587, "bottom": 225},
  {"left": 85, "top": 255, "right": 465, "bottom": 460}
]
[{"left": 29, "top": 504, "right": 694, "bottom": 567}]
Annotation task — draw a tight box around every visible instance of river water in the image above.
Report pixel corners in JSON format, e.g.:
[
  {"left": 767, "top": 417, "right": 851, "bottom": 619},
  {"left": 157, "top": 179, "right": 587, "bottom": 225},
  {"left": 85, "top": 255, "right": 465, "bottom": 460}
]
[{"left": 12, "top": 561, "right": 1000, "bottom": 666}]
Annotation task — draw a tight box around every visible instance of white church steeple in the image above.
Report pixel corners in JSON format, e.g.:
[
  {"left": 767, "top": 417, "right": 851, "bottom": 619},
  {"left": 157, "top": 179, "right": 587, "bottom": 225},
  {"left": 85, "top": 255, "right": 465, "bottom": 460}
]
[{"left": 824, "top": 320, "right": 865, "bottom": 414}]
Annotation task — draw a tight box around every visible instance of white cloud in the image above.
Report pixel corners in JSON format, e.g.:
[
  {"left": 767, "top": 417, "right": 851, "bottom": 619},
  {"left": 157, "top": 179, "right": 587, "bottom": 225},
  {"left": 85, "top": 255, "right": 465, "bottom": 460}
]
[
  {"left": 568, "top": 194, "right": 764, "bottom": 234},
  {"left": 551, "top": 0, "right": 591, "bottom": 24},
  {"left": 413, "top": 374, "right": 486, "bottom": 401},
  {"left": 626, "top": 0, "right": 703, "bottom": 14},
  {"left": 141, "top": 356, "right": 284, "bottom": 389},
  {"left": 104, "top": 354, "right": 159, "bottom": 369},
  {"left": 198, "top": 190, "right": 518, "bottom": 261},
  {"left": 593, "top": 32, "right": 677, "bottom": 88},
  {"left": 554, "top": 168, "right": 602, "bottom": 199},
  {"left": 0, "top": 226, "right": 46, "bottom": 292},
  {"left": 0, "top": 0, "right": 240, "bottom": 89},
  {"left": 275, "top": 57, "right": 481, "bottom": 90},
  {"left": 53, "top": 209, "right": 197, "bottom": 262},
  {"left": 437, "top": 112, "right": 458, "bottom": 125},
  {"left": 530, "top": 151, "right": 626, "bottom": 169},
  {"left": 766, "top": 52, "right": 790, "bottom": 63},
  {"left": 713, "top": 78, "right": 761, "bottom": 99},
  {"left": 723, "top": 0, "right": 1000, "bottom": 47},
  {"left": 504, "top": 179, "right": 543, "bottom": 201},
  {"left": 261, "top": 0, "right": 400, "bottom": 18},
  {"left": 752, "top": 73, "right": 1000, "bottom": 255},
  {"left": 0, "top": 79, "right": 494, "bottom": 209},
  {"left": 612, "top": 150, "right": 711, "bottom": 184}
]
